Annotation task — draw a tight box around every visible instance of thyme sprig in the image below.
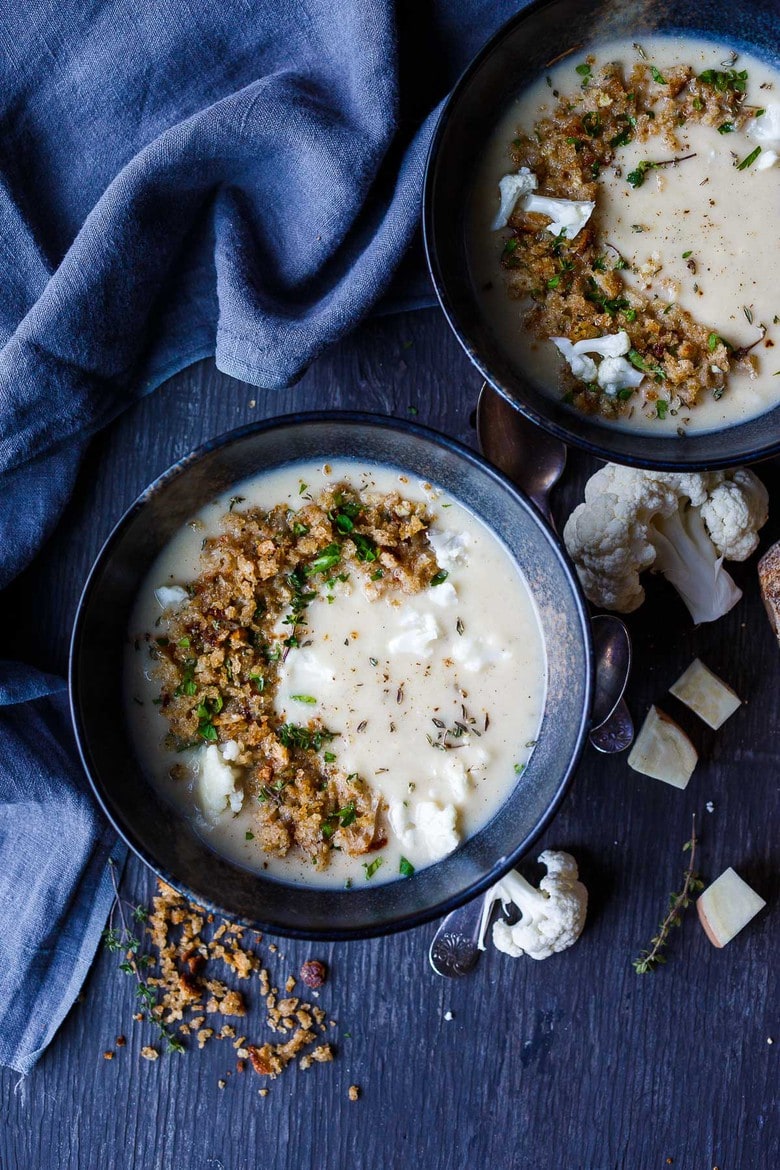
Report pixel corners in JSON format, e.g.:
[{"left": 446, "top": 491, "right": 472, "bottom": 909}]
[
  {"left": 633, "top": 815, "right": 704, "bottom": 974},
  {"left": 102, "top": 859, "right": 184, "bottom": 1052}
]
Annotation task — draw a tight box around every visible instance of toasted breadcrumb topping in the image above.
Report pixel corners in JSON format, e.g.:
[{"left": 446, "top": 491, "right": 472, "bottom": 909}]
[{"left": 148, "top": 482, "right": 440, "bottom": 868}]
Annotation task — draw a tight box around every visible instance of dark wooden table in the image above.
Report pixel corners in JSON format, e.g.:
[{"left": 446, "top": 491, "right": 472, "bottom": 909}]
[{"left": 1, "top": 306, "right": 777, "bottom": 1170}]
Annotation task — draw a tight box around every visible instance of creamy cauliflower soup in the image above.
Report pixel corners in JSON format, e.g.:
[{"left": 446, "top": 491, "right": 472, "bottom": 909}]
[
  {"left": 125, "top": 460, "right": 547, "bottom": 888},
  {"left": 470, "top": 36, "right": 780, "bottom": 435}
]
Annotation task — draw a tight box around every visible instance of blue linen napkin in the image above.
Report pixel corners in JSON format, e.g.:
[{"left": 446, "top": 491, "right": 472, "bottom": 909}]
[{"left": 0, "top": 0, "right": 524, "bottom": 1073}]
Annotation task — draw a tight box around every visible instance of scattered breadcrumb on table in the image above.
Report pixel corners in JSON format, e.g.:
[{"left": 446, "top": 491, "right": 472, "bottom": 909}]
[{"left": 348, "top": 1084, "right": 360, "bottom": 1102}]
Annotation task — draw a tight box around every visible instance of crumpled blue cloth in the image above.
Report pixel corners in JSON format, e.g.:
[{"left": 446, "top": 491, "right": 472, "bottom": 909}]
[{"left": 0, "top": 0, "right": 523, "bottom": 1073}]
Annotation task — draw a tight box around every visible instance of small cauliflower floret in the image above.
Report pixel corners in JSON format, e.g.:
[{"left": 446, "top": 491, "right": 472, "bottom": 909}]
[
  {"left": 450, "top": 635, "right": 509, "bottom": 672},
  {"left": 563, "top": 465, "right": 769, "bottom": 624},
  {"left": 154, "top": 584, "right": 189, "bottom": 609},
  {"left": 755, "top": 150, "right": 778, "bottom": 171},
  {"left": 388, "top": 800, "right": 460, "bottom": 861},
  {"left": 492, "top": 170, "right": 594, "bottom": 238},
  {"left": 492, "top": 168, "right": 538, "bottom": 229},
  {"left": 198, "top": 745, "right": 244, "bottom": 818},
  {"left": 552, "top": 332, "right": 644, "bottom": 395},
  {"left": 427, "top": 528, "right": 470, "bottom": 570},
  {"left": 523, "top": 193, "right": 595, "bottom": 239},
  {"left": 427, "top": 581, "right": 458, "bottom": 608},
  {"left": 747, "top": 103, "right": 780, "bottom": 146},
  {"left": 596, "top": 355, "right": 646, "bottom": 396},
  {"left": 387, "top": 609, "right": 439, "bottom": 657},
  {"left": 477, "top": 850, "right": 587, "bottom": 960},
  {"left": 551, "top": 337, "right": 597, "bottom": 382}
]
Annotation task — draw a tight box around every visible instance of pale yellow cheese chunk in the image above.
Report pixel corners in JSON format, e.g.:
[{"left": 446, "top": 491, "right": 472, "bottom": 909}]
[
  {"left": 697, "top": 868, "right": 766, "bottom": 948},
  {"left": 627, "top": 705, "right": 698, "bottom": 790},
  {"left": 669, "top": 659, "right": 742, "bottom": 730}
]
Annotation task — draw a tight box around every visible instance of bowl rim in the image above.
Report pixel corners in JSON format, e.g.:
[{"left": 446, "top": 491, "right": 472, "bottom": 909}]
[
  {"left": 69, "top": 409, "right": 593, "bottom": 940},
  {"left": 422, "top": 2, "right": 780, "bottom": 472}
]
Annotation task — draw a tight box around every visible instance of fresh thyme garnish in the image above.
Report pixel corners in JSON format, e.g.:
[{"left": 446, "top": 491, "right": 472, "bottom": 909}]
[
  {"left": 276, "top": 723, "right": 337, "bottom": 752},
  {"left": 633, "top": 815, "right": 704, "bottom": 973},
  {"left": 102, "top": 860, "right": 184, "bottom": 1054},
  {"left": 228, "top": 495, "right": 245, "bottom": 512},
  {"left": 626, "top": 152, "right": 696, "bottom": 188}
]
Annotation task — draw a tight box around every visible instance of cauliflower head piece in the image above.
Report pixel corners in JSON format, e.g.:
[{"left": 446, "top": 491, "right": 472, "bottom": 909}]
[
  {"left": 478, "top": 850, "right": 588, "bottom": 961},
  {"left": 563, "top": 465, "right": 768, "bottom": 624}
]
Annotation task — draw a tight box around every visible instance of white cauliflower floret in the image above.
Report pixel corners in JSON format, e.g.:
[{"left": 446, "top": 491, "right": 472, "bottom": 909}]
[
  {"left": 492, "top": 168, "right": 538, "bottom": 229},
  {"left": 492, "top": 170, "right": 594, "bottom": 238},
  {"left": 477, "top": 850, "right": 587, "bottom": 960},
  {"left": 563, "top": 465, "right": 769, "bottom": 623},
  {"left": 551, "top": 332, "right": 645, "bottom": 395},
  {"left": 747, "top": 103, "right": 780, "bottom": 146},
  {"left": 698, "top": 468, "right": 769, "bottom": 561},
  {"left": 523, "top": 193, "right": 595, "bottom": 240}
]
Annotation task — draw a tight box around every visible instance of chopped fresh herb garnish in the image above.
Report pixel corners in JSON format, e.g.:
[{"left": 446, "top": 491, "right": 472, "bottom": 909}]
[
  {"left": 228, "top": 495, "right": 245, "bottom": 511},
  {"left": 308, "top": 543, "right": 341, "bottom": 575},
  {"left": 291, "top": 694, "right": 317, "bottom": 704},
  {"left": 371, "top": 568, "right": 384, "bottom": 580},
  {"left": 656, "top": 400, "right": 669, "bottom": 419},
  {"left": 547, "top": 275, "right": 561, "bottom": 289},
  {"left": 177, "top": 636, "right": 191, "bottom": 647},
  {"left": 698, "top": 67, "right": 748, "bottom": 94},
  {"left": 585, "top": 279, "right": 630, "bottom": 317},
  {"left": 707, "top": 332, "right": 727, "bottom": 351},
  {"left": 292, "top": 522, "right": 310, "bottom": 537},
  {"left": 298, "top": 482, "right": 308, "bottom": 495},
  {"left": 352, "top": 532, "right": 378, "bottom": 563},
  {"left": 333, "top": 512, "right": 355, "bottom": 534},
  {"left": 245, "top": 831, "right": 255, "bottom": 841},
  {"left": 616, "top": 387, "right": 635, "bottom": 401},
  {"left": 514, "top": 762, "right": 525, "bottom": 774},
  {"left": 682, "top": 250, "right": 692, "bottom": 259},
  {"left": 628, "top": 348, "right": 666, "bottom": 380},
  {"left": 338, "top": 802, "right": 357, "bottom": 828},
  {"left": 430, "top": 569, "right": 449, "bottom": 587},
  {"left": 323, "top": 751, "right": 337, "bottom": 763},
  {"left": 693, "top": 97, "right": 704, "bottom": 111},
  {"left": 456, "top": 617, "right": 465, "bottom": 636},
  {"left": 363, "top": 857, "right": 384, "bottom": 880},
  {"left": 502, "top": 237, "right": 519, "bottom": 260},
  {"left": 737, "top": 146, "right": 761, "bottom": 170},
  {"left": 717, "top": 122, "right": 735, "bottom": 134},
  {"left": 276, "top": 723, "right": 336, "bottom": 751},
  {"left": 581, "top": 110, "right": 602, "bottom": 137},
  {"left": 650, "top": 66, "right": 666, "bottom": 84},
  {"left": 249, "top": 673, "right": 265, "bottom": 692},
  {"left": 626, "top": 159, "right": 656, "bottom": 188},
  {"left": 399, "top": 857, "right": 415, "bottom": 878},
  {"left": 743, "top": 305, "right": 754, "bottom": 324}
]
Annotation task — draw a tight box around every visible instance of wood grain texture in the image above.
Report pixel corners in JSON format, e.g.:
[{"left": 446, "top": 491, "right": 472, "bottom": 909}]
[{"left": 1, "top": 307, "right": 777, "bottom": 1170}]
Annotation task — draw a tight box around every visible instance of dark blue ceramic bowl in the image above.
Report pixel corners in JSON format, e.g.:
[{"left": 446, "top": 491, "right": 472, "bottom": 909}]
[
  {"left": 424, "top": 0, "right": 780, "bottom": 471},
  {"left": 70, "top": 414, "right": 592, "bottom": 939}
]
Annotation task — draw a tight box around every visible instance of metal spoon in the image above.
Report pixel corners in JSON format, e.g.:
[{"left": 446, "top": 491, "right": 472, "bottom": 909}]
[{"left": 588, "top": 615, "right": 634, "bottom": 753}]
